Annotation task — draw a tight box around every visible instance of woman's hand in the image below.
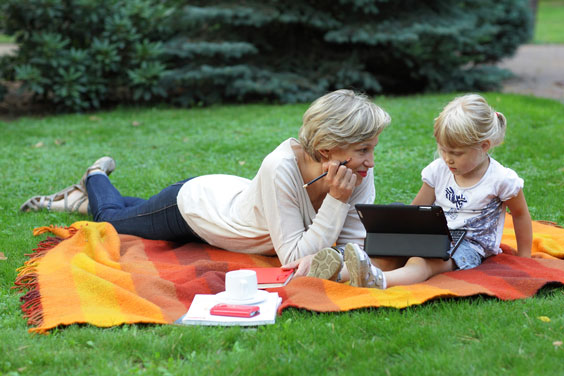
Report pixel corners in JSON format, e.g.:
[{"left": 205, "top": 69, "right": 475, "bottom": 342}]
[
  {"left": 324, "top": 159, "right": 356, "bottom": 203},
  {"left": 281, "top": 254, "right": 315, "bottom": 277}
]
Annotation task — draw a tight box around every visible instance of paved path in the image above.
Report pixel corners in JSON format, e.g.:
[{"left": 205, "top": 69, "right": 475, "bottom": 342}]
[
  {"left": 0, "top": 43, "right": 17, "bottom": 56},
  {"left": 497, "top": 44, "right": 564, "bottom": 103},
  {"left": 0, "top": 43, "right": 563, "bottom": 103}
]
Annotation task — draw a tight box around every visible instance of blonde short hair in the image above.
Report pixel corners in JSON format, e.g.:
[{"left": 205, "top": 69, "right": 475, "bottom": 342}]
[
  {"left": 298, "top": 89, "right": 391, "bottom": 162},
  {"left": 434, "top": 93, "right": 507, "bottom": 149}
]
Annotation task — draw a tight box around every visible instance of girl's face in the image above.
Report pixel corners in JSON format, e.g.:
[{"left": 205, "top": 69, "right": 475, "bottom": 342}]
[
  {"left": 438, "top": 141, "right": 490, "bottom": 181},
  {"left": 326, "top": 135, "right": 379, "bottom": 185}
]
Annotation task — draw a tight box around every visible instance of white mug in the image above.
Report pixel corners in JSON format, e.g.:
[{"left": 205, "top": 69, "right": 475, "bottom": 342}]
[{"left": 225, "top": 270, "right": 258, "bottom": 300}]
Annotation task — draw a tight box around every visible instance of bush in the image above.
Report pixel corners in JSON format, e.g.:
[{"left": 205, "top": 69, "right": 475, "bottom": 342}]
[
  {"left": 0, "top": 0, "right": 173, "bottom": 111},
  {"left": 0, "top": 0, "right": 533, "bottom": 111},
  {"left": 0, "top": 82, "right": 6, "bottom": 103},
  {"left": 162, "top": 0, "right": 533, "bottom": 106}
]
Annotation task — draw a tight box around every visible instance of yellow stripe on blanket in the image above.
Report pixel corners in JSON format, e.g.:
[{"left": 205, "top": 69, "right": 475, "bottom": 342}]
[
  {"left": 31, "top": 222, "right": 167, "bottom": 333},
  {"left": 502, "top": 213, "right": 564, "bottom": 259}
]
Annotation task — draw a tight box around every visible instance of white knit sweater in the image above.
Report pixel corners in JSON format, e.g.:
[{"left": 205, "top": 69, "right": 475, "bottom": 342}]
[{"left": 177, "top": 138, "right": 375, "bottom": 264}]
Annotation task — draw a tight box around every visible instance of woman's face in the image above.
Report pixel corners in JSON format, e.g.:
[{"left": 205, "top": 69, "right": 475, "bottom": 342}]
[{"left": 326, "top": 135, "right": 379, "bottom": 185}]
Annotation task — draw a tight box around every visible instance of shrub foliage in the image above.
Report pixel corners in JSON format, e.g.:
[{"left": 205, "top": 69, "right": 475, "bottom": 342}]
[
  {"left": 0, "top": 0, "right": 172, "bottom": 111},
  {"left": 163, "top": 0, "right": 532, "bottom": 106},
  {"left": 0, "top": 0, "right": 533, "bottom": 111}
]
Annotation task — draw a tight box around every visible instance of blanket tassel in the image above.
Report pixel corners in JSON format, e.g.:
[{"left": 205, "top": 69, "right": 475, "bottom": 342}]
[
  {"left": 32, "top": 224, "right": 77, "bottom": 237},
  {"left": 13, "top": 272, "right": 38, "bottom": 291},
  {"left": 12, "top": 228, "right": 73, "bottom": 331},
  {"left": 13, "top": 234, "right": 66, "bottom": 293},
  {"left": 20, "top": 290, "right": 44, "bottom": 327},
  {"left": 26, "top": 236, "right": 64, "bottom": 259}
]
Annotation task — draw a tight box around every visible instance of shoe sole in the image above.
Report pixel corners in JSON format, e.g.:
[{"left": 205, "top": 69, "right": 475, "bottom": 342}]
[
  {"left": 307, "top": 248, "right": 342, "bottom": 281},
  {"left": 344, "top": 244, "right": 364, "bottom": 287}
]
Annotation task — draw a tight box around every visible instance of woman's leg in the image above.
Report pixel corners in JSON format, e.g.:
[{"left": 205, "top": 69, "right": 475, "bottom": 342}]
[
  {"left": 19, "top": 184, "right": 90, "bottom": 214},
  {"left": 20, "top": 156, "right": 116, "bottom": 215},
  {"left": 123, "top": 196, "right": 147, "bottom": 207},
  {"left": 87, "top": 174, "right": 199, "bottom": 242}
]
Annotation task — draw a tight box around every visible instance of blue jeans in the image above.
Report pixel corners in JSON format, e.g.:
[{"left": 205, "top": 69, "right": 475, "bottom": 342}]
[
  {"left": 449, "top": 239, "right": 484, "bottom": 270},
  {"left": 86, "top": 174, "right": 202, "bottom": 242}
]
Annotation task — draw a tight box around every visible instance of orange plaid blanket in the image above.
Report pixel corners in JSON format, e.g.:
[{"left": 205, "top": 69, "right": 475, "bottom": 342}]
[{"left": 14, "top": 214, "right": 564, "bottom": 334}]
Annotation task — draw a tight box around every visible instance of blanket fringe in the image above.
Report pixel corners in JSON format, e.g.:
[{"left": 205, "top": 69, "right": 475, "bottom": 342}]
[
  {"left": 20, "top": 290, "right": 44, "bottom": 326},
  {"left": 13, "top": 270, "right": 38, "bottom": 292},
  {"left": 13, "top": 225, "right": 78, "bottom": 331},
  {"left": 13, "top": 236, "right": 65, "bottom": 293},
  {"left": 32, "top": 224, "right": 78, "bottom": 238},
  {"left": 26, "top": 236, "right": 64, "bottom": 260},
  {"left": 537, "top": 220, "right": 563, "bottom": 229}
]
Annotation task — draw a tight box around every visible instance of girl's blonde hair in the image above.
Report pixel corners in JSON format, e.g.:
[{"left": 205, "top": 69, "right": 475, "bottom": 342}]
[
  {"left": 434, "top": 94, "right": 507, "bottom": 149},
  {"left": 299, "top": 89, "right": 391, "bottom": 162}
]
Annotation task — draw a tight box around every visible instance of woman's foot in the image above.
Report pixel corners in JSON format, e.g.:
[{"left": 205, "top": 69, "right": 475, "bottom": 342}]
[
  {"left": 344, "top": 243, "right": 386, "bottom": 289},
  {"left": 79, "top": 156, "right": 116, "bottom": 189},
  {"left": 20, "top": 184, "right": 89, "bottom": 214},
  {"left": 307, "top": 247, "right": 343, "bottom": 281}
]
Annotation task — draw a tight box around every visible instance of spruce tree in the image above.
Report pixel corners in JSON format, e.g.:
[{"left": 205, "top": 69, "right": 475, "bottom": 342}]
[{"left": 162, "top": 0, "right": 533, "bottom": 106}]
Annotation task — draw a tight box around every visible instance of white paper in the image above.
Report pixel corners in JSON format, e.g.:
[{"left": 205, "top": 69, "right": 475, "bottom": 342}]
[{"left": 179, "top": 292, "right": 282, "bottom": 326}]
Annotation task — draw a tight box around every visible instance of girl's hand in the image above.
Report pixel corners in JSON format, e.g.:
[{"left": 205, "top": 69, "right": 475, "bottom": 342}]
[
  {"left": 281, "top": 254, "right": 315, "bottom": 277},
  {"left": 323, "top": 159, "right": 356, "bottom": 203}
]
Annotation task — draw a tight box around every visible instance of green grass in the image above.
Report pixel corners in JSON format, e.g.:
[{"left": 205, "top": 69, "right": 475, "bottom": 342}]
[
  {"left": 1, "top": 93, "right": 564, "bottom": 375},
  {"left": 0, "top": 34, "right": 14, "bottom": 43},
  {"left": 534, "top": 0, "right": 564, "bottom": 43}
]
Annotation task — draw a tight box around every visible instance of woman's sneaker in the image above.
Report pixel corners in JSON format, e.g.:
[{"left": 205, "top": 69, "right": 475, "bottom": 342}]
[
  {"left": 344, "top": 243, "right": 386, "bottom": 289},
  {"left": 307, "top": 247, "right": 343, "bottom": 281}
]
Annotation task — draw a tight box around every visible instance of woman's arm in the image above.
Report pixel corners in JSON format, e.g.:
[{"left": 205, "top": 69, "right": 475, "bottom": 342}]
[
  {"left": 283, "top": 169, "right": 375, "bottom": 276},
  {"left": 258, "top": 152, "right": 352, "bottom": 264},
  {"left": 336, "top": 168, "right": 375, "bottom": 247},
  {"left": 505, "top": 189, "right": 532, "bottom": 258}
]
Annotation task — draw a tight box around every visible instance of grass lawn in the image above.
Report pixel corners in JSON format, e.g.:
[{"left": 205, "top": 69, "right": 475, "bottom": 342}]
[
  {"left": 534, "top": 0, "right": 564, "bottom": 43},
  {"left": 1, "top": 93, "right": 563, "bottom": 375},
  {"left": 0, "top": 34, "right": 14, "bottom": 43}
]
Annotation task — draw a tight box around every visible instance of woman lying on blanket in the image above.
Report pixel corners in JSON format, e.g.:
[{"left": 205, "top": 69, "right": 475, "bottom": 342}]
[
  {"left": 20, "top": 89, "right": 391, "bottom": 276},
  {"left": 306, "top": 93, "right": 533, "bottom": 289}
]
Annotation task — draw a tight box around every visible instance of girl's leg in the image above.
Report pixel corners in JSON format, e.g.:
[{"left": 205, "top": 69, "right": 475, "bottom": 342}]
[
  {"left": 383, "top": 257, "right": 455, "bottom": 287},
  {"left": 337, "top": 255, "right": 408, "bottom": 283},
  {"left": 344, "top": 244, "right": 454, "bottom": 288},
  {"left": 384, "top": 241, "right": 480, "bottom": 287},
  {"left": 87, "top": 175, "right": 199, "bottom": 242},
  {"left": 371, "top": 256, "right": 408, "bottom": 271}
]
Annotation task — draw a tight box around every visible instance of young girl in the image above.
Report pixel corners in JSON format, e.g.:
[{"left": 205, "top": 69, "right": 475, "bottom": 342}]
[{"left": 307, "top": 93, "right": 532, "bottom": 288}]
